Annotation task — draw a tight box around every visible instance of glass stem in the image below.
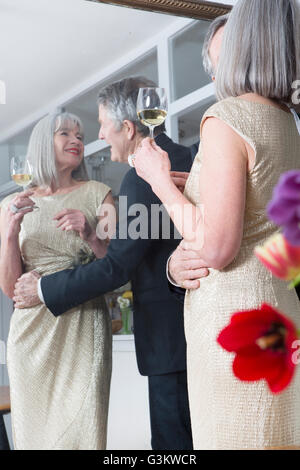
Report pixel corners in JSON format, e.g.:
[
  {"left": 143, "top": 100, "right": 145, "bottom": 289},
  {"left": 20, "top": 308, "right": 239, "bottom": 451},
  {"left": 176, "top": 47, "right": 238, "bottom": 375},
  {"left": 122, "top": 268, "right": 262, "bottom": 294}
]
[{"left": 149, "top": 125, "right": 155, "bottom": 140}]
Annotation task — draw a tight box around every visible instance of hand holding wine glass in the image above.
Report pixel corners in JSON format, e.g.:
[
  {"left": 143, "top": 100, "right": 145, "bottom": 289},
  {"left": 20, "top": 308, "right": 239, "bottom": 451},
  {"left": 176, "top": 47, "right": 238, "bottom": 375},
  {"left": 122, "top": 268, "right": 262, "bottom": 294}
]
[
  {"left": 134, "top": 137, "right": 172, "bottom": 193},
  {"left": 10, "top": 156, "right": 38, "bottom": 212}
]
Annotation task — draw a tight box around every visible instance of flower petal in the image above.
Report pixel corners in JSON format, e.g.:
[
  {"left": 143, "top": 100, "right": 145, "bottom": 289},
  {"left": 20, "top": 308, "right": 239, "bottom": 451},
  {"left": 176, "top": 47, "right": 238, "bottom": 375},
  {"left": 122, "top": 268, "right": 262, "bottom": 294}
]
[
  {"left": 267, "top": 198, "right": 298, "bottom": 225},
  {"left": 217, "top": 306, "right": 281, "bottom": 352},
  {"left": 266, "top": 358, "right": 296, "bottom": 394},
  {"left": 275, "top": 170, "right": 300, "bottom": 200},
  {"left": 217, "top": 323, "right": 267, "bottom": 352},
  {"left": 283, "top": 222, "right": 300, "bottom": 247},
  {"left": 233, "top": 350, "right": 284, "bottom": 382}
]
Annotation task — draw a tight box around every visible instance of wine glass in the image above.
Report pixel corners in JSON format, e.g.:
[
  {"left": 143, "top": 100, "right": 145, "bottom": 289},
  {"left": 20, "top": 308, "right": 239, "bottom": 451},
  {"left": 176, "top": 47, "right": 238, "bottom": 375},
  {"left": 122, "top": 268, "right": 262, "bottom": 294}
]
[
  {"left": 10, "top": 156, "right": 38, "bottom": 210},
  {"left": 10, "top": 156, "right": 33, "bottom": 189},
  {"left": 136, "top": 87, "right": 168, "bottom": 139}
]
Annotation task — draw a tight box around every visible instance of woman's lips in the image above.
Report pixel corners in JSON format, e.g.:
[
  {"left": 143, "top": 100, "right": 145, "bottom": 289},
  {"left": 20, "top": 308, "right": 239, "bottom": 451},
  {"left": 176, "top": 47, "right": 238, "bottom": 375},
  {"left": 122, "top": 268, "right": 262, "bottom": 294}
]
[{"left": 65, "top": 148, "right": 80, "bottom": 155}]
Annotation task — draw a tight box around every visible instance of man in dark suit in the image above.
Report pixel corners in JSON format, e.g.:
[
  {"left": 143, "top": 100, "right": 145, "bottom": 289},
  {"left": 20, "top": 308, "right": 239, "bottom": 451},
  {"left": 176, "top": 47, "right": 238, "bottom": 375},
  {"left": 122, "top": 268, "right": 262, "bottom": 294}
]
[{"left": 14, "top": 77, "right": 202, "bottom": 450}]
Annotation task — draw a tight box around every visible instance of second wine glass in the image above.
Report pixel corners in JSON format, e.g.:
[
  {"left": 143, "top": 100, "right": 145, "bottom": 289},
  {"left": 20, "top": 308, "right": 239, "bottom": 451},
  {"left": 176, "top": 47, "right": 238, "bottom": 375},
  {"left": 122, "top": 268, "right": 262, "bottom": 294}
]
[{"left": 136, "top": 87, "right": 168, "bottom": 139}]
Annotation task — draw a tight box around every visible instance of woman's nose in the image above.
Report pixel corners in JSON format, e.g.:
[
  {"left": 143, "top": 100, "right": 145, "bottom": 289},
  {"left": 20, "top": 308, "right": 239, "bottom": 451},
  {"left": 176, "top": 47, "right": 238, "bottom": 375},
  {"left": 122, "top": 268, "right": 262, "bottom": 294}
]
[{"left": 70, "top": 135, "right": 82, "bottom": 145}]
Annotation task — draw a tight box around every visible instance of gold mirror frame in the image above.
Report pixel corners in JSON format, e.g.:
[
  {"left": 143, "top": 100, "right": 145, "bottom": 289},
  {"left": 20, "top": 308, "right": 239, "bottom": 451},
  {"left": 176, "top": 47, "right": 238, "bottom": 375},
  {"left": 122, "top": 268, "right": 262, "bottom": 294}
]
[{"left": 87, "top": 0, "right": 232, "bottom": 20}]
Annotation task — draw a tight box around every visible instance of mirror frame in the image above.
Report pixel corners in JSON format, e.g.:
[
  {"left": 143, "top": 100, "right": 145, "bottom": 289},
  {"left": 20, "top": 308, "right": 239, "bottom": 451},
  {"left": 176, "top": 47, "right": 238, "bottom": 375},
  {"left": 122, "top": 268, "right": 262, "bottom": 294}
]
[{"left": 88, "top": 0, "right": 232, "bottom": 20}]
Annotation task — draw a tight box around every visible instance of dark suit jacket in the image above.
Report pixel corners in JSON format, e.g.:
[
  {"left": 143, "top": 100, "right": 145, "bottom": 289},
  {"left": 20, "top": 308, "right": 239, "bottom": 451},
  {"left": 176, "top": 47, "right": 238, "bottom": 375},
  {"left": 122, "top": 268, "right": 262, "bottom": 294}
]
[
  {"left": 296, "top": 283, "right": 300, "bottom": 301},
  {"left": 41, "top": 133, "right": 193, "bottom": 376}
]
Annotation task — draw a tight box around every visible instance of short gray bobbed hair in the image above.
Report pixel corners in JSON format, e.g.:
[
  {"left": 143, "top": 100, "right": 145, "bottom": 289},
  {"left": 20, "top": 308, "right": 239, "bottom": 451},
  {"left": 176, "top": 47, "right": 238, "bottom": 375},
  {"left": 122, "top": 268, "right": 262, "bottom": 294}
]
[
  {"left": 215, "top": 0, "right": 300, "bottom": 104},
  {"left": 26, "top": 112, "right": 89, "bottom": 188},
  {"left": 202, "top": 14, "right": 229, "bottom": 77},
  {"left": 97, "top": 76, "right": 166, "bottom": 137}
]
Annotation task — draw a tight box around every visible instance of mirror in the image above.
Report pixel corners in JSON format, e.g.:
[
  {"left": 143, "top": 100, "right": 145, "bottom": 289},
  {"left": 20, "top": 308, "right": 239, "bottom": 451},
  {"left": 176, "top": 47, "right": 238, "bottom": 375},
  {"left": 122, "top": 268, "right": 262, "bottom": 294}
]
[
  {"left": 87, "top": 0, "right": 232, "bottom": 19},
  {"left": 1, "top": 0, "right": 228, "bottom": 191}
]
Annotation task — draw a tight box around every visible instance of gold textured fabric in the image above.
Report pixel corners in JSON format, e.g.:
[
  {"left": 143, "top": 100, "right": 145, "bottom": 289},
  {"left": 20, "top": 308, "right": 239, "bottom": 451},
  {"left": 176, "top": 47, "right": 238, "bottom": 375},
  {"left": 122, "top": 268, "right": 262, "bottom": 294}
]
[
  {"left": 1, "top": 180, "right": 112, "bottom": 450},
  {"left": 184, "top": 98, "right": 300, "bottom": 450}
]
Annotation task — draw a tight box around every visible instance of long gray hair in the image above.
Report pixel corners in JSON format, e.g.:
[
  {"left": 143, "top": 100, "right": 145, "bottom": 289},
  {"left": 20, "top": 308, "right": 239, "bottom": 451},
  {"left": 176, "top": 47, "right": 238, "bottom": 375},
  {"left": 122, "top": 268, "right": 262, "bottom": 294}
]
[
  {"left": 97, "top": 76, "right": 166, "bottom": 137},
  {"left": 26, "top": 112, "right": 89, "bottom": 188},
  {"left": 215, "top": 0, "right": 300, "bottom": 104}
]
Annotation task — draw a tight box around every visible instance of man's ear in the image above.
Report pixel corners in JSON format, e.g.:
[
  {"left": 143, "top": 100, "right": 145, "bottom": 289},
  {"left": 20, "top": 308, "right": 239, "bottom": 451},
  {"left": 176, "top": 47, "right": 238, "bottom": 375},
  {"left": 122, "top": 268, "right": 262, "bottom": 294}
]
[{"left": 123, "top": 120, "right": 136, "bottom": 140}]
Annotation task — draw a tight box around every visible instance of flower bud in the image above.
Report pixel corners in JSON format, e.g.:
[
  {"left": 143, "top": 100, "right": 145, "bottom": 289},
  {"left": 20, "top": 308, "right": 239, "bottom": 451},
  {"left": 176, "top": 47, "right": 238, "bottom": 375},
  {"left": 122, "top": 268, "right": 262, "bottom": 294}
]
[{"left": 255, "top": 233, "right": 300, "bottom": 281}]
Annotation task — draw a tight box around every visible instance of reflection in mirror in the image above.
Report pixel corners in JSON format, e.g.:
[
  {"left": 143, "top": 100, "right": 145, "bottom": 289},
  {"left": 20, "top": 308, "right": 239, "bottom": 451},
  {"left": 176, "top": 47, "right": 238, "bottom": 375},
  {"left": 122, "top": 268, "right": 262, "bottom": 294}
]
[
  {"left": 170, "top": 20, "right": 211, "bottom": 101},
  {"left": 178, "top": 99, "right": 215, "bottom": 148},
  {"left": 67, "top": 51, "right": 158, "bottom": 146},
  {"left": 0, "top": 0, "right": 229, "bottom": 192}
]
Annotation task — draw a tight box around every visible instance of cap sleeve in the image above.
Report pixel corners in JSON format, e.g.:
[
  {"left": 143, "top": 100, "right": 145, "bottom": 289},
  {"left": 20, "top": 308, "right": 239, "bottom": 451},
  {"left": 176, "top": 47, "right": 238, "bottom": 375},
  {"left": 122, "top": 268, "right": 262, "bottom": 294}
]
[
  {"left": 88, "top": 180, "right": 112, "bottom": 212},
  {"left": 199, "top": 98, "right": 257, "bottom": 157}
]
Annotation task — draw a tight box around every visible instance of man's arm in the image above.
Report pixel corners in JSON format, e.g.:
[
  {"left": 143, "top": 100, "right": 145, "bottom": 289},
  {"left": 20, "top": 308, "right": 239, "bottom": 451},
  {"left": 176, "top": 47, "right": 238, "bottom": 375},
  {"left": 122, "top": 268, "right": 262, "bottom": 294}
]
[
  {"left": 41, "top": 239, "right": 144, "bottom": 316},
  {"left": 15, "top": 239, "right": 209, "bottom": 310},
  {"left": 15, "top": 170, "right": 154, "bottom": 316}
]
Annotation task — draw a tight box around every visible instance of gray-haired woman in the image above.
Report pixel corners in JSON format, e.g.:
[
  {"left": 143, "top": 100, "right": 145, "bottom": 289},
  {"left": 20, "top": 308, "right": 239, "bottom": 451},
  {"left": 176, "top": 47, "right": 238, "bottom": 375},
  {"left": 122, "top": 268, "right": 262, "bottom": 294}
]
[
  {"left": 0, "top": 113, "right": 115, "bottom": 449},
  {"left": 134, "top": 0, "right": 300, "bottom": 449}
]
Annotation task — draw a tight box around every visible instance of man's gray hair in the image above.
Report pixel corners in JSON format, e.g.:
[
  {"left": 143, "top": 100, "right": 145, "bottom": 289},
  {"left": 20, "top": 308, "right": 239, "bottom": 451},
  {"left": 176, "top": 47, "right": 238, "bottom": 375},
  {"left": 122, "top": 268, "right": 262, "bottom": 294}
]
[
  {"left": 26, "top": 112, "right": 89, "bottom": 188},
  {"left": 215, "top": 0, "right": 300, "bottom": 104},
  {"left": 202, "top": 14, "right": 229, "bottom": 77},
  {"left": 97, "top": 76, "right": 166, "bottom": 137}
]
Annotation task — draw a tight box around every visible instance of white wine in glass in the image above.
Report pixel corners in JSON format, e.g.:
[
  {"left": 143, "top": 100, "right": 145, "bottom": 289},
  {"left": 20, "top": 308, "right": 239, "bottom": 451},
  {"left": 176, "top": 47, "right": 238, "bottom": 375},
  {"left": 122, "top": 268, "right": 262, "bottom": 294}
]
[
  {"left": 137, "top": 109, "right": 168, "bottom": 128},
  {"left": 136, "top": 88, "right": 168, "bottom": 139},
  {"left": 12, "top": 173, "right": 33, "bottom": 187},
  {"left": 11, "top": 157, "right": 33, "bottom": 189}
]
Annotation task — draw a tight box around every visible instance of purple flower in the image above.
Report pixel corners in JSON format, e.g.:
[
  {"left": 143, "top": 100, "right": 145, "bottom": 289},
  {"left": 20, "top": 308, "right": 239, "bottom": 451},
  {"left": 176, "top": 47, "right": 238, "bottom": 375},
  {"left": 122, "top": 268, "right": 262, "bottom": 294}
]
[{"left": 267, "top": 170, "right": 300, "bottom": 246}]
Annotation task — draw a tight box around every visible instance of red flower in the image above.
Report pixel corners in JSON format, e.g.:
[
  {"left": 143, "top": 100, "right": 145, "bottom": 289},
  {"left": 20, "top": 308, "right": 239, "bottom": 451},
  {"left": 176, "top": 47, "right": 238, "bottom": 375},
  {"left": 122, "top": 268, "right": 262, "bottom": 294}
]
[{"left": 217, "top": 303, "right": 298, "bottom": 394}]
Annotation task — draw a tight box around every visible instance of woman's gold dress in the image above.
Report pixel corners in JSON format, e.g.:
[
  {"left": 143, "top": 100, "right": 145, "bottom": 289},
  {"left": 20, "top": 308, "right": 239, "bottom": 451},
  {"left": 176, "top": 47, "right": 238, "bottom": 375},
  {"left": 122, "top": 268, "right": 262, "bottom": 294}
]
[
  {"left": 1, "top": 180, "right": 112, "bottom": 450},
  {"left": 184, "top": 98, "right": 300, "bottom": 450}
]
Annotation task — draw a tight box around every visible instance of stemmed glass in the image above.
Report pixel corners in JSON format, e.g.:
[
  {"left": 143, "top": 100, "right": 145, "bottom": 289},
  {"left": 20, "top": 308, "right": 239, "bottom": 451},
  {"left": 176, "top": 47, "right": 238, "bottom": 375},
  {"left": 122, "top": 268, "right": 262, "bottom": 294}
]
[
  {"left": 10, "top": 156, "right": 34, "bottom": 189},
  {"left": 10, "top": 156, "right": 38, "bottom": 210},
  {"left": 136, "top": 87, "right": 168, "bottom": 139},
  {"left": 128, "top": 87, "right": 168, "bottom": 167}
]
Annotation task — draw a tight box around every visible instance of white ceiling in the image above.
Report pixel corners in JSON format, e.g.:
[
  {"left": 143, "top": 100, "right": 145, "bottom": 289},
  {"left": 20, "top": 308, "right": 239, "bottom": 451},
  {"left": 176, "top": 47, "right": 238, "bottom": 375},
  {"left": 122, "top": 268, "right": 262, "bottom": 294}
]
[{"left": 0, "top": 0, "right": 180, "bottom": 141}]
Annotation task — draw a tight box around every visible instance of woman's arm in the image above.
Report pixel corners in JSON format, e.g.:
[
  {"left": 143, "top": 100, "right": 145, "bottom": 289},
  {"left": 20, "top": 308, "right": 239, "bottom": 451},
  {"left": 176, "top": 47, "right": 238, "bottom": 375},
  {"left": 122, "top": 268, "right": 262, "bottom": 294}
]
[
  {"left": 53, "top": 191, "right": 116, "bottom": 259},
  {"left": 89, "top": 191, "right": 116, "bottom": 258},
  {"left": 0, "top": 192, "right": 35, "bottom": 298},
  {"left": 134, "top": 118, "right": 248, "bottom": 270}
]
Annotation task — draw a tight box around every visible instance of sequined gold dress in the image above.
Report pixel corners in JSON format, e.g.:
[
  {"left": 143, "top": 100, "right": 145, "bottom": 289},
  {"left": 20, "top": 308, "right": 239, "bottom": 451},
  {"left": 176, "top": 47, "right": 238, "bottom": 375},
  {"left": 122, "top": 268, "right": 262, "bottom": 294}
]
[
  {"left": 184, "top": 98, "right": 300, "bottom": 450},
  {"left": 1, "top": 180, "right": 112, "bottom": 450}
]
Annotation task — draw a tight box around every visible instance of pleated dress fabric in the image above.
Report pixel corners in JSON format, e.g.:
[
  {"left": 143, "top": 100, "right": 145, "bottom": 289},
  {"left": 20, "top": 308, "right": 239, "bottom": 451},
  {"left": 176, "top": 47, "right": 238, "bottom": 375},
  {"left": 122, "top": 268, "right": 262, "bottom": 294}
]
[
  {"left": 183, "top": 98, "right": 300, "bottom": 450},
  {"left": 1, "top": 180, "right": 112, "bottom": 450}
]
